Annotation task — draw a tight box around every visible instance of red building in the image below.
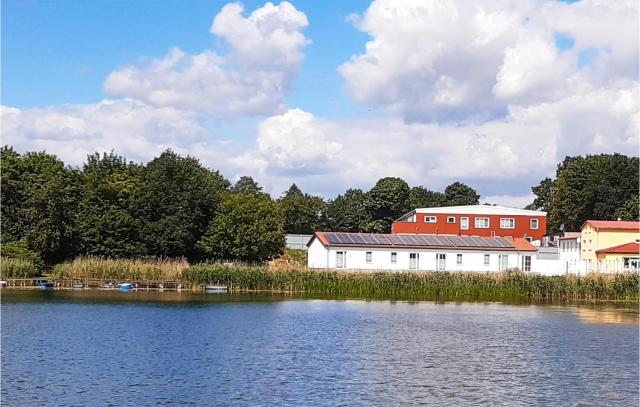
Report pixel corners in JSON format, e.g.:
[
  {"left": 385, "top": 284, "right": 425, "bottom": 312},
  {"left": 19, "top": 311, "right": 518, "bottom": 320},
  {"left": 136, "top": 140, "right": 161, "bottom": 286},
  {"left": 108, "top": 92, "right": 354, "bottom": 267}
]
[{"left": 392, "top": 205, "right": 547, "bottom": 242}]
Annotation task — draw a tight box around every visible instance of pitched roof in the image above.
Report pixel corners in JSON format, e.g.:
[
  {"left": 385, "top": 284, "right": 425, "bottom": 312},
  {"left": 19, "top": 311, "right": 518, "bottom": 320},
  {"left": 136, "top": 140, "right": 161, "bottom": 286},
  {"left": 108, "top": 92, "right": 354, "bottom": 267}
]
[
  {"left": 310, "top": 231, "right": 538, "bottom": 252},
  {"left": 411, "top": 205, "right": 546, "bottom": 216},
  {"left": 596, "top": 242, "right": 640, "bottom": 255},
  {"left": 581, "top": 220, "right": 640, "bottom": 231}
]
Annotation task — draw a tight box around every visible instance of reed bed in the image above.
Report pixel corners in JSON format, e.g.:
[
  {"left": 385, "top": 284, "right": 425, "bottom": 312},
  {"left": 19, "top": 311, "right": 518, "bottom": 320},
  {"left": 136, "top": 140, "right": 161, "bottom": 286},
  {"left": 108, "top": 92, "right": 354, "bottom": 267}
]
[
  {"left": 1, "top": 257, "right": 40, "bottom": 278},
  {"left": 185, "top": 264, "right": 639, "bottom": 301},
  {"left": 52, "top": 256, "right": 189, "bottom": 281}
]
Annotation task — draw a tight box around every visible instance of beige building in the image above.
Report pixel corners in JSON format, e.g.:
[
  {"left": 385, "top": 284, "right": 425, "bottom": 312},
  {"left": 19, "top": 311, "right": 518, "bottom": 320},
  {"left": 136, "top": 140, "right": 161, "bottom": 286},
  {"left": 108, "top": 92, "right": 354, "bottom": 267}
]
[{"left": 580, "top": 220, "right": 639, "bottom": 263}]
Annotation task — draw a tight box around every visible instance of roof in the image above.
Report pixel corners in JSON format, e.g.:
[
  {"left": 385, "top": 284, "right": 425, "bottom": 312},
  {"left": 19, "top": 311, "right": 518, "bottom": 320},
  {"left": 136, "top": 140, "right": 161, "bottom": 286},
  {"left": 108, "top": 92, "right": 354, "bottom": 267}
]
[
  {"left": 310, "top": 232, "right": 538, "bottom": 252},
  {"left": 581, "top": 220, "right": 640, "bottom": 231},
  {"left": 559, "top": 232, "right": 581, "bottom": 240},
  {"left": 596, "top": 242, "right": 640, "bottom": 255},
  {"left": 410, "top": 205, "right": 546, "bottom": 217}
]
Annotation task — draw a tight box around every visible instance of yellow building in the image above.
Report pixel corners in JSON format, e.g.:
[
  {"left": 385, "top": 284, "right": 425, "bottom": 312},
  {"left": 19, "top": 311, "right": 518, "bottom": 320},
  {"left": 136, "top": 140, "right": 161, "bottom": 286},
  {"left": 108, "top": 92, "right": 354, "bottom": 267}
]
[
  {"left": 595, "top": 242, "right": 640, "bottom": 270},
  {"left": 580, "top": 220, "right": 639, "bottom": 263}
]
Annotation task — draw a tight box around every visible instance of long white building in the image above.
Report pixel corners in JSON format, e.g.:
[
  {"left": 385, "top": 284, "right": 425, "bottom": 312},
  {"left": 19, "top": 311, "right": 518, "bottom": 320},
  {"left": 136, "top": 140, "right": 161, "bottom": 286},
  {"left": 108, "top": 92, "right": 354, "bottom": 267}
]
[{"left": 308, "top": 232, "right": 538, "bottom": 273}]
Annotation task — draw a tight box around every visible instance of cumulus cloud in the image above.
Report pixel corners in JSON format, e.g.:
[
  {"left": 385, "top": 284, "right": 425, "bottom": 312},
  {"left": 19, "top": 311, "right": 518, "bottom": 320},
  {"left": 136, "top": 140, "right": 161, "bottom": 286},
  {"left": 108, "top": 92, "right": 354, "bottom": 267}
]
[
  {"left": 104, "top": 1, "right": 308, "bottom": 116},
  {"left": 339, "top": 0, "right": 639, "bottom": 123}
]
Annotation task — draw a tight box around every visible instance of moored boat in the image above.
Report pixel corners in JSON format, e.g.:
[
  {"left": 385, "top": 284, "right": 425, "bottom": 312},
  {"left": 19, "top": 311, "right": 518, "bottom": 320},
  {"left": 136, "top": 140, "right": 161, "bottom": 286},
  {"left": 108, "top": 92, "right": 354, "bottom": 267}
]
[
  {"left": 35, "top": 282, "right": 55, "bottom": 290},
  {"left": 118, "top": 283, "right": 133, "bottom": 291},
  {"left": 203, "top": 285, "right": 228, "bottom": 294},
  {"left": 72, "top": 283, "right": 85, "bottom": 289}
]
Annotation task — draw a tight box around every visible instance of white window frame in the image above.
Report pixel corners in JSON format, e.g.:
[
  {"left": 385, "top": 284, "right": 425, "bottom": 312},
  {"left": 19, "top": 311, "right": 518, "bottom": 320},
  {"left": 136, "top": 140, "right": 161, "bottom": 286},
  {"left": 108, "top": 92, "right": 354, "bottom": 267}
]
[
  {"left": 424, "top": 216, "right": 437, "bottom": 223},
  {"left": 522, "top": 255, "right": 531, "bottom": 272},
  {"left": 500, "top": 218, "right": 515, "bottom": 229},
  {"left": 447, "top": 216, "right": 456, "bottom": 223},
  {"left": 475, "top": 217, "right": 490, "bottom": 228},
  {"left": 456, "top": 254, "right": 462, "bottom": 265},
  {"left": 436, "top": 253, "right": 446, "bottom": 271},
  {"left": 409, "top": 253, "right": 419, "bottom": 270},
  {"left": 530, "top": 219, "right": 539, "bottom": 229},
  {"left": 460, "top": 217, "right": 469, "bottom": 230},
  {"left": 484, "top": 254, "right": 490, "bottom": 266},
  {"left": 336, "top": 251, "right": 346, "bottom": 268},
  {"left": 366, "top": 251, "right": 372, "bottom": 264},
  {"left": 391, "top": 252, "right": 397, "bottom": 264}
]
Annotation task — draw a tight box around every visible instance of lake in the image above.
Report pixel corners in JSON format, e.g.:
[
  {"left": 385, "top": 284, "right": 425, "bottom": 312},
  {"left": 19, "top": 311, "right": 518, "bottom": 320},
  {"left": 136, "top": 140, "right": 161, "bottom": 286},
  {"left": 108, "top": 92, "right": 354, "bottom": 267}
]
[{"left": 2, "top": 290, "right": 638, "bottom": 406}]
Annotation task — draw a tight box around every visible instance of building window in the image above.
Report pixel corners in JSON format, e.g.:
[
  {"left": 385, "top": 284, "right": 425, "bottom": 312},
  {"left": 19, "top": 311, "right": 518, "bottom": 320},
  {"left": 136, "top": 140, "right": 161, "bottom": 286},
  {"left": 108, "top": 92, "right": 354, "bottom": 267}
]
[
  {"left": 522, "top": 256, "right": 531, "bottom": 272},
  {"left": 447, "top": 216, "right": 456, "bottom": 223},
  {"left": 366, "top": 251, "right": 372, "bottom": 263},
  {"left": 424, "top": 216, "right": 437, "bottom": 223},
  {"left": 409, "top": 253, "right": 419, "bottom": 270},
  {"left": 484, "top": 254, "right": 490, "bottom": 265},
  {"left": 525, "top": 237, "right": 532, "bottom": 242},
  {"left": 456, "top": 254, "right": 462, "bottom": 265},
  {"left": 437, "top": 253, "right": 446, "bottom": 271},
  {"left": 460, "top": 217, "right": 469, "bottom": 230},
  {"left": 475, "top": 217, "right": 490, "bottom": 228},
  {"left": 530, "top": 219, "right": 539, "bottom": 229},
  {"left": 500, "top": 218, "right": 515, "bottom": 229},
  {"left": 391, "top": 252, "right": 397, "bottom": 264},
  {"left": 624, "top": 257, "right": 640, "bottom": 270},
  {"left": 336, "top": 251, "right": 345, "bottom": 268}
]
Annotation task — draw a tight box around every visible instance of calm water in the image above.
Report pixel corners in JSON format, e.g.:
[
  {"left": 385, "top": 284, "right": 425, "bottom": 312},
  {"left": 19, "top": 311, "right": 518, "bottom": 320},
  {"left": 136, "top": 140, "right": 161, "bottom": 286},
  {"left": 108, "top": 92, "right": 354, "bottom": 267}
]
[{"left": 2, "top": 290, "right": 638, "bottom": 406}]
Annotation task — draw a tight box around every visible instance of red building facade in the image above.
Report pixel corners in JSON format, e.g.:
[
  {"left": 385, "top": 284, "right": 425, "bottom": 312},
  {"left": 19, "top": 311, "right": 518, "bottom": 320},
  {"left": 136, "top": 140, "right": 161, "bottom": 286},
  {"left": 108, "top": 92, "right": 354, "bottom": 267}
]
[{"left": 392, "top": 205, "right": 547, "bottom": 242}]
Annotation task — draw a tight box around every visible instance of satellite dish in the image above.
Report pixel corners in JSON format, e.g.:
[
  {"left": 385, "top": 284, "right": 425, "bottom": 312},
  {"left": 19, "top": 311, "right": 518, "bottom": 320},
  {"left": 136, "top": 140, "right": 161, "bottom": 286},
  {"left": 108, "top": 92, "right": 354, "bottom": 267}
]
[{"left": 559, "top": 223, "right": 565, "bottom": 232}]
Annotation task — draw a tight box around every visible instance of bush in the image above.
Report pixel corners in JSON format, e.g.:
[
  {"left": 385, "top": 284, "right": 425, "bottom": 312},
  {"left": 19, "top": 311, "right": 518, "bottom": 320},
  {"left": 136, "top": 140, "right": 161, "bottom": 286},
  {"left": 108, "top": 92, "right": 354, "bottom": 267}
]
[{"left": 0, "top": 242, "right": 44, "bottom": 278}]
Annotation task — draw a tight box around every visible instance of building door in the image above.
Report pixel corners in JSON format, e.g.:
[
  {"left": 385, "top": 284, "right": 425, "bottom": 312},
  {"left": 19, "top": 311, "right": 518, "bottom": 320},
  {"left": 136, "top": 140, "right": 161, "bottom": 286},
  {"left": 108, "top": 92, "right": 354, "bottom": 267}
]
[
  {"left": 336, "top": 251, "right": 345, "bottom": 268},
  {"left": 437, "top": 253, "right": 446, "bottom": 271},
  {"left": 409, "top": 253, "right": 419, "bottom": 270},
  {"left": 499, "top": 255, "right": 508, "bottom": 271}
]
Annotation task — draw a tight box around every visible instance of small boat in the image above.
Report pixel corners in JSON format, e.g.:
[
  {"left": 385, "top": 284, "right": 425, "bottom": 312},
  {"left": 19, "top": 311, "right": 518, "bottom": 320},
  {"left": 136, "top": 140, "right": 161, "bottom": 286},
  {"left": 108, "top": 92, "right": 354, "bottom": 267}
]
[
  {"left": 118, "top": 283, "right": 133, "bottom": 291},
  {"left": 203, "top": 285, "right": 228, "bottom": 294},
  {"left": 72, "top": 283, "right": 85, "bottom": 289},
  {"left": 35, "top": 282, "right": 55, "bottom": 290},
  {"left": 100, "top": 282, "right": 116, "bottom": 289},
  {"left": 0, "top": 280, "right": 7, "bottom": 288}
]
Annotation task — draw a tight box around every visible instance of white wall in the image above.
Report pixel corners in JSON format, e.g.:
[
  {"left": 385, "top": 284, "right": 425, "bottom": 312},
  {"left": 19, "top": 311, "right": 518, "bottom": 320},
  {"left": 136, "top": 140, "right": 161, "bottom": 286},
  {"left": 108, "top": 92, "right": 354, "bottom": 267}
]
[
  {"left": 307, "top": 240, "right": 536, "bottom": 273},
  {"left": 558, "top": 238, "right": 581, "bottom": 263}
]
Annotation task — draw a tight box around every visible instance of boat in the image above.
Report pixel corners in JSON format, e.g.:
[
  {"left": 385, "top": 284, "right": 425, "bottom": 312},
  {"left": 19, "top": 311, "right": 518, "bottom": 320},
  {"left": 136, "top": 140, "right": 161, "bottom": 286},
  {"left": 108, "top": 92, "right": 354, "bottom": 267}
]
[
  {"left": 72, "top": 283, "right": 85, "bottom": 289},
  {"left": 100, "top": 282, "right": 116, "bottom": 289},
  {"left": 118, "top": 283, "right": 133, "bottom": 291},
  {"left": 35, "top": 282, "right": 55, "bottom": 290},
  {"left": 203, "top": 285, "right": 228, "bottom": 294}
]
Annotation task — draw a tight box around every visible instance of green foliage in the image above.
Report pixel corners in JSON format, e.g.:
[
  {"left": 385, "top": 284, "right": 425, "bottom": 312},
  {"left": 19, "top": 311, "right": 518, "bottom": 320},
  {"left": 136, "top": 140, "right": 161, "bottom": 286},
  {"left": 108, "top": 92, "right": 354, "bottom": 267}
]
[
  {"left": 185, "top": 265, "right": 639, "bottom": 301},
  {"left": 409, "top": 186, "right": 448, "bottom": 209},
  {"left": 130, "top": 150, "right": 230, "bottom": 258},
  {"left": 0, "top": 241, "right": 44, "bottom": 277},
  {"left": 614, "top": 195, "right": 639, "bottom": 221},
  {"left": 324, "top": 188, "right": 371, "bottom": 232},
  {"left": 278, "top": 184, "right": 326, "bottom": 234},
  {"left": 1, "top": 147, "right": 80, "bottom": 263},
  {"left": 76, "top": 152, "right": 145, "bottom": 257},
  {"left": 366, "top": 177, "right": 411, "bottom": 232},
  {"left": 535, "top": 154, "right": 639, "bottom": 232},
  {"left": 444, "top": 182, "right": 480, "bottom": 206},
  {"left": 232, "top": 176, "right": 265, "bottom": 196},
  {"left": 198, "top": 193, "right": 285, "bottom": 262}
]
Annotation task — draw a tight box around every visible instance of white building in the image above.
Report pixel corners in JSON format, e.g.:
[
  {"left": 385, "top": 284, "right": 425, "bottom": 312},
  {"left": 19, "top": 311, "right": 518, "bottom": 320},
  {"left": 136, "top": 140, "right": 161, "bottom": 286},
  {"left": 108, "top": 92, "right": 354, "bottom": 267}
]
[
  {"left": 308, "top": 232, "right": 538, "bottom": 273},
  {"left": 558, "top": 232, "right": 582, "bottom": 273}
]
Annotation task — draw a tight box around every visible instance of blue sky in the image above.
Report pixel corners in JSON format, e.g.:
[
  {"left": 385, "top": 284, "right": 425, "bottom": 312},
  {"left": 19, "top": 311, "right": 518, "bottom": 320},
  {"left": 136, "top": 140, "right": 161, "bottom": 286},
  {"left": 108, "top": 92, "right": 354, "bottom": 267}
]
[
  {"left": 2, "top": 0, "right": 370, "bottom": 117},
  {"left": 2, "top": 1, "right": 637, "bottom": 204}
]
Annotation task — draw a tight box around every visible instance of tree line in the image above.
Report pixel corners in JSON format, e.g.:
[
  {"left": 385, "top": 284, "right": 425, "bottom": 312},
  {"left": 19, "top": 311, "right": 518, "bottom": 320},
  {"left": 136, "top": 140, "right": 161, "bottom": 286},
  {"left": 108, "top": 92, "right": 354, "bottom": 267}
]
[{"left": 2, "top": 146, "right": 637, "bottom": 265}]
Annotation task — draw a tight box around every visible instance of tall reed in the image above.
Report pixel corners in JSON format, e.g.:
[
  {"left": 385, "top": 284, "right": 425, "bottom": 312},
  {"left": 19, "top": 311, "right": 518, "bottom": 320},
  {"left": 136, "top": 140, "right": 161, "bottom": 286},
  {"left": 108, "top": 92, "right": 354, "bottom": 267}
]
[
  {"left": 185, "top": 264, "right": 639, "bottom": 301},
  {"left": 1, "top": 258, "right": 40, "bottom": 278},
  {"left": 52, "top": 257, "right": 189, "bottom": 281}
]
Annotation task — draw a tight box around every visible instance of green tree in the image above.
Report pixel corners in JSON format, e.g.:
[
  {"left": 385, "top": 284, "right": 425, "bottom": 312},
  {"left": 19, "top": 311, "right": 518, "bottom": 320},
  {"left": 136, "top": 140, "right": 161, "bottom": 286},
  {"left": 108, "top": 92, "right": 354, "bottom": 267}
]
[
  {"left": 366, "top": 177, "right": 411, "bottom": 232},
  {"left": 543, "top": 154, "right": 639, "bottom": 232},
  {"left": 278, "top": 184, "right": 326, "bottom": 234},
  {"left": 614, "top": 195, "right": 640, "bottom": 221},
  {"left": 409, "top": 186, "right": 448, "bottom": 209},
  {"left": 131, "top": 150, "right": 229, "bottom": 258},
  {"left": 325, "top": 188, "right": 371, "bottom": 232},
  {"left": 232, "top": 176, "right": 265, "bottom": 196},
  {"left": 530, "top": 177, "right": 554, "bottom": 211},
  {"left": 198, "top": 193, "right": 285, "bottom": 262},
  {"left": 76, "top": 152, "right": 145, "bottom": 257},
  {"left": 1, "top": 149, "right": 80, "bottom": 263},
  {"left": 444, "top": 182, "right": 480, "bottom": 206}
]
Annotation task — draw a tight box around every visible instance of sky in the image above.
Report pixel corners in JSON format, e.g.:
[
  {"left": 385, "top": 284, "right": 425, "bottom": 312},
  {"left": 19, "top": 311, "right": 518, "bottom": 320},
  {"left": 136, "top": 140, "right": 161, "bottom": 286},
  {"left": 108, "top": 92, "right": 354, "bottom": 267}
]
[{"left": 2, "top": 0, "right": 639, "bottom": 207}]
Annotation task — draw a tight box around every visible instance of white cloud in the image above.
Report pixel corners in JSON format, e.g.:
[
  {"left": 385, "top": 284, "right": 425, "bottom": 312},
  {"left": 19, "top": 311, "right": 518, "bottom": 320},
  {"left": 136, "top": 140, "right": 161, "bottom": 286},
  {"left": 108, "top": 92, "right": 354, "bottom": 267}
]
[
  {"left": 339, "top": 0, "right": 639, "bottom": 123},
  {"left": 104, "top": 1, "right": 308, "bottom": 117},
  {"left": 481, "top": 193, "right": 536, "bottom": 209}
]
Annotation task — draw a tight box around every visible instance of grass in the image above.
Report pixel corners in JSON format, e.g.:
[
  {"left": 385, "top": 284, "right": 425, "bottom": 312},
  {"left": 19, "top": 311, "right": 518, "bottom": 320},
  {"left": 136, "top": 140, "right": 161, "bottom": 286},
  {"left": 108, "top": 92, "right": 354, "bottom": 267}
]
[
  {"left": 52, "top": 256, "right": 189, "bottom": 281},
  {"left": 1, "top": 257, "right": 40, "bottom": 278},
  {"left": 185, "top": 264, "right": 639, "bottom": 301}
]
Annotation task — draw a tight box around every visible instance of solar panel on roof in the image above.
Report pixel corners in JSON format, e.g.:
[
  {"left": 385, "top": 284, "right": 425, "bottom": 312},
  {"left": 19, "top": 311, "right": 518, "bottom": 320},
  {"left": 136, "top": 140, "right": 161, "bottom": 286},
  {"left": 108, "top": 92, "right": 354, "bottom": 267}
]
[{"left": 350, "top": 234, "right": 366, "bottom": 244}]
